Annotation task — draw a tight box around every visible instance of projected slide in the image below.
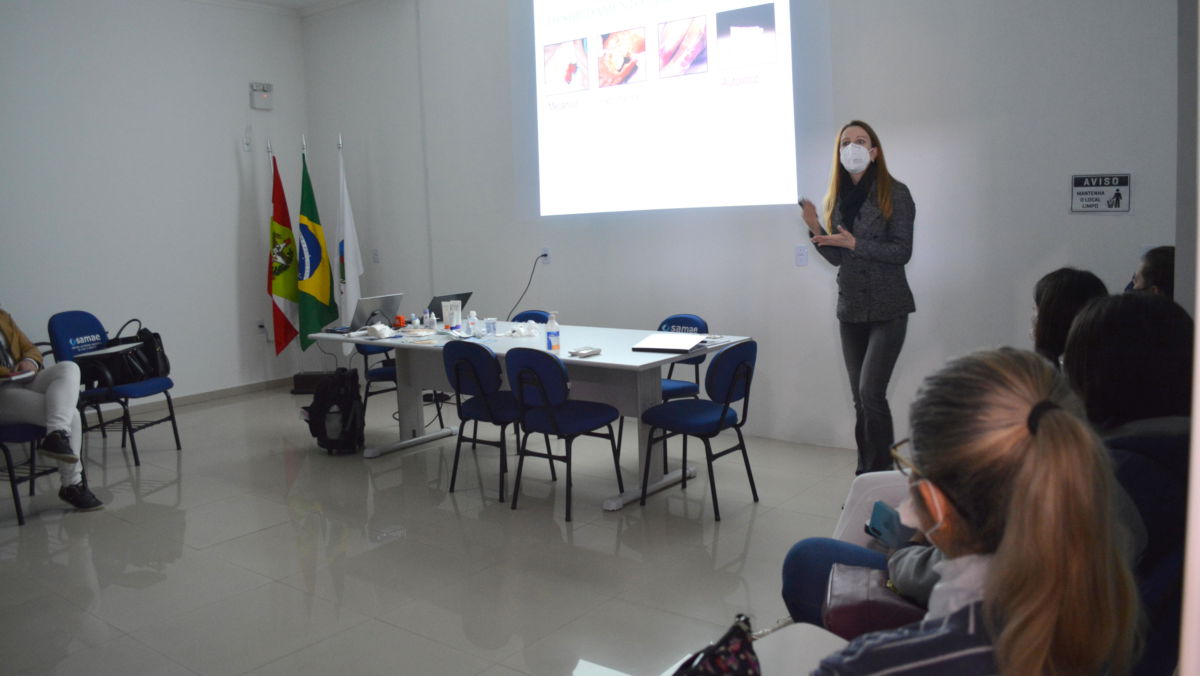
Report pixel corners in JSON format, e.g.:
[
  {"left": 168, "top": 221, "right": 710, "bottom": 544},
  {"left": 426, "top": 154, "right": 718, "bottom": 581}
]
[{"left": 534, "top": 1, "right": 796, "bottom": 216}]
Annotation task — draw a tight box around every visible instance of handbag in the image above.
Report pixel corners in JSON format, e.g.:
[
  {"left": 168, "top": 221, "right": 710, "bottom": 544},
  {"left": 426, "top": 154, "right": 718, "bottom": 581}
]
[
  {"left": 821, "top": 563, "right": 925, "bottom": 641},
  {"left": 672, "top": 614, "right": 761, "bottom": 675},
  {"left": 109, "top": 319, "right": 171, "bottom": 381}
]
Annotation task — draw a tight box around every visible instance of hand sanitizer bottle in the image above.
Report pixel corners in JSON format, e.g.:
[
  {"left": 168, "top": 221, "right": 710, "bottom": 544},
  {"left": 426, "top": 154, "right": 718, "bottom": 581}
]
[{"left": 546, "top": 311, "right": 560, "bottom": 351}]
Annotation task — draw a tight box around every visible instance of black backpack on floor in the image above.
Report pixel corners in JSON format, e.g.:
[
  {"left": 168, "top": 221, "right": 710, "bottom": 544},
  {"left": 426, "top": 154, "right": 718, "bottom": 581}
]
[{"left": 303, "top": 368, "right": 364, "bottom": 455}]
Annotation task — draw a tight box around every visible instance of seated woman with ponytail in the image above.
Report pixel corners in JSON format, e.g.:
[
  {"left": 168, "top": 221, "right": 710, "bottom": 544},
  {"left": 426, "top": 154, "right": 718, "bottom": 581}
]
[{"left": 813, "top": 348, "right": 1138, "bottom": 675}]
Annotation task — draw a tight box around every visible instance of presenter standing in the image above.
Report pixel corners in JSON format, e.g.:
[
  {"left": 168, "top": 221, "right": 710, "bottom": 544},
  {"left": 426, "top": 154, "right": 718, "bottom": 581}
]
[{"left": 800, "top": 120, "right": 915, "bottom": 474}]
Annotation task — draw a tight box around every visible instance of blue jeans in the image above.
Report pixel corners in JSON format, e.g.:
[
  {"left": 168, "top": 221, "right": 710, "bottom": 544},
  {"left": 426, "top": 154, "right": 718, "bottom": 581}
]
[
  {"left": 781, "top": 537, "right": 888, "bottom": 625},
  {"left": 840, "top": 317, "right": 908, "bottom": 473}
]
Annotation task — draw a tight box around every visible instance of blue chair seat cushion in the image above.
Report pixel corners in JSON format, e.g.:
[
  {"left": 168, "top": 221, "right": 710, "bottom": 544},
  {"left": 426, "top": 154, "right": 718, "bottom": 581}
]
[
  {"left": 643, "top": 399, "right": 737, "bottom": 437},
  {"left": 366, "top": 365, "right": 396, "bottom": 382},
  {"left": 0, "top": 424, "right": 47, "bottom": 443},
  {"left": 661, "top": 378, "right": 699, "bottom": 400},
  {"left": 84, "top": 376, "right": 174, "bottom": 399},
  {"left": 460, "top": 391, "right": 521, "bottom": 424},
  {"left": 522, "top": 400, "right": 618, "bottom": 436}
]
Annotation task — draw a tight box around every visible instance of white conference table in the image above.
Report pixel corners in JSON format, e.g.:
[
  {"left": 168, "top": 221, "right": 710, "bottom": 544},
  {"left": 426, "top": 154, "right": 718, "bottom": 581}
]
[{"left": 311, "top": 323, "right": 749, "bottom": 510}]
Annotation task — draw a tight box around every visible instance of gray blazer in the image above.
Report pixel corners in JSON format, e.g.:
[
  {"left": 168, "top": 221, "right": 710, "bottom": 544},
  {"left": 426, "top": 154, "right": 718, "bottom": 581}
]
[{"left": 814, "top": 178, "right": 916, "bottom": 323}]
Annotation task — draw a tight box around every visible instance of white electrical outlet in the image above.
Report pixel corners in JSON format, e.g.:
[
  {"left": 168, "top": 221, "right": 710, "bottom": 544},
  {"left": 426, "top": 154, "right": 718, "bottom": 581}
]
[
  {"left": 794, "top": 244, "right": 809, "bottom": 267},
  {"left": 541, "top": 247, "right": 551, "bottom": 264}
]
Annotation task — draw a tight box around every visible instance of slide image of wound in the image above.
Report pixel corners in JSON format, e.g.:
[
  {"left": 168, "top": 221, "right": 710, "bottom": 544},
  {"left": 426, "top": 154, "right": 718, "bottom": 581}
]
[
  {"left": 544, "top": 38, "right": 589, "bottom": 94},
  {"left": 599, "top": 28, "right": 646, "bottom": 87},
  {"left": 716, "top": 4, "right": 777, "bottom": 67},
  {"left": 658, "top": 16, "right": 708, "bottom": 78}
]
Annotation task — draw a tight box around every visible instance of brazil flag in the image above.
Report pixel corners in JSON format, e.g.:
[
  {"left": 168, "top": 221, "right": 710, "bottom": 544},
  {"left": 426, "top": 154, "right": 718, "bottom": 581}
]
[{"left": 296, "top": 153, "right": 338, "bottom": 350}]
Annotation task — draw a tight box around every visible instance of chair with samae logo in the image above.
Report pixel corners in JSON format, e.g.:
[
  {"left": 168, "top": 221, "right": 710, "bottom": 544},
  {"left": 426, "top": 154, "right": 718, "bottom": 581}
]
[{"left": 47, "top": 311, "right": 181, "bottom": 466}]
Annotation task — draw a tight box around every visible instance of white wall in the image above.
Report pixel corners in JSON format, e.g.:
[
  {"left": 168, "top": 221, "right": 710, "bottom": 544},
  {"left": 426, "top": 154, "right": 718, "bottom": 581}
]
[
  {"left": 0, "top": 0, "right": 308, "bottom": 394},
  {"left": 416, "top": 0, "right": 843, "bottom": 448},
  {"left": 0, "top": 0, "right": 1182, "bottom": 450},
  {"left": 301, "top": 0, "right": 432, "bottom": 309},
  {"left": 303, "top": 0, "right": 1179, "bottom": 447},
  {"left": 826, "top": 0, "right": 1180, "bottom": 442}
]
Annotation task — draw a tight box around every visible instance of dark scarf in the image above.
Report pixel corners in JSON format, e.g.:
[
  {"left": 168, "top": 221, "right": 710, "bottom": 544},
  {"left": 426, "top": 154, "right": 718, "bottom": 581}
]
[{"left": 836, "top": 163, "right": 877, "bottom": 232}]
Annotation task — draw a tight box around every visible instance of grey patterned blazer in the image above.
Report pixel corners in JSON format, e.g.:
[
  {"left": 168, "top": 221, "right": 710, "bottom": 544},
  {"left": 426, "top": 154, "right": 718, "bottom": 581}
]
[{"left": 813, "top": 179, "right": 916, "bottom": 323}]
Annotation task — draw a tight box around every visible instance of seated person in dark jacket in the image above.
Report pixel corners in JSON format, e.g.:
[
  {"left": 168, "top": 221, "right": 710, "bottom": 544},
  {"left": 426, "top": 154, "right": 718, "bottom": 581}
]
[
  {"left": 1125, "top": 245, "right": 1175, "bottom": 299},
  {"left": 1031, "top": 267, "right": 1107, "bottom": 366},
  {"left": 1062, "top": 292, "right": 1191, "bottom": 676}
]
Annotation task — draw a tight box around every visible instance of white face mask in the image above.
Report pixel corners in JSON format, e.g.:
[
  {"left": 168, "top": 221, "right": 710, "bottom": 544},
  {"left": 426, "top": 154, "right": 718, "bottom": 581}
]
[
  {"left": 840, "top": 142, "right": 872, "bottom": 174},
  {"left": 898, "top": 480, "right": 946, "bottom": 540}
]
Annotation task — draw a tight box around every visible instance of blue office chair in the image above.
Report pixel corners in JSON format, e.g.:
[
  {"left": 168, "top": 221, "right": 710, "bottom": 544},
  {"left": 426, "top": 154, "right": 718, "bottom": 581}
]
[
  {"left": 0, "top": 424, "right": 58, "bottom": 525},
  {"left": 652, "top": 314, "right": 710, "bottom": 476},
  {"left": 658, "top": 314, "right": 709, "bottom": 401},
  {"left": 47, "top": 310, "right": 181, "bottom": 467},
  {"left": 356, "top": 344, "right": 396, "bottom": 413},
  {"left": 639, "top": 340, "right": 759, "bottom": 521},
  {"left": 505, "top": 347, "right": 624, "bottom": 521},
  {"left": 442, "top": 341, "right": 523, "bottom": 501},
  {"left": 512, "top": 310, "right": 551, "bottom": 324}
]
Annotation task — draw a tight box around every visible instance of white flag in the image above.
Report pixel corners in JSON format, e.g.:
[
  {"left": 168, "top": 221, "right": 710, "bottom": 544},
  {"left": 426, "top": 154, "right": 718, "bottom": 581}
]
[{"left": 336, "top": 144, "right": 364, "bottom": 354}]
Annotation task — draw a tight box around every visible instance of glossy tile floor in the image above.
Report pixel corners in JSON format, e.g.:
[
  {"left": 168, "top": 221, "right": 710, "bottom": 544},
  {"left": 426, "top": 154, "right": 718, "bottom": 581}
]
[{"left": 0, "top": 387, "right": 857, "bottom": 675}]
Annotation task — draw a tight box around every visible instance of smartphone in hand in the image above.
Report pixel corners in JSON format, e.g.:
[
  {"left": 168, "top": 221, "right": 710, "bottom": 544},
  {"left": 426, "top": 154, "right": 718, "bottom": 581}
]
[{"left": 864, "top": 500, "right": 918, "bottom": 550}]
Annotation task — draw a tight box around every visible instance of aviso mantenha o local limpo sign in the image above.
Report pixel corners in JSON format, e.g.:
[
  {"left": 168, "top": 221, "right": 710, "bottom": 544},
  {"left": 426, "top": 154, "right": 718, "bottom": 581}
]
[{"left": 1071, "top": 174, "right": 1130, "bottom": 213}]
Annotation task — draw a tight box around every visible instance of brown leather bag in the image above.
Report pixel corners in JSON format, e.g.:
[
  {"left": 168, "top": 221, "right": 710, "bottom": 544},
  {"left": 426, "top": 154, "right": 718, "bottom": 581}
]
[{"left": 821, "top": 563, "right": 926, "bottom": 640}]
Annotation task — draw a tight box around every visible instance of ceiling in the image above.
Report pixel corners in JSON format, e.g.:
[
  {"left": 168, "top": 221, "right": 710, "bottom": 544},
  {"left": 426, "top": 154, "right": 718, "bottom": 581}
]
[{"left": 236, "top": 0, "right": 342, "bottom": 13}]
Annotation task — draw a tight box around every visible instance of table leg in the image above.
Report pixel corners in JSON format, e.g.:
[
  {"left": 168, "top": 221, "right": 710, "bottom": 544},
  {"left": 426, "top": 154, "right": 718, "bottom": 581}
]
[
  {"left": 571, "top": 366, "right": 697, "bottom": 510},
  {"left": 362, "top": 348, "right": 455, "bottom": 459}
]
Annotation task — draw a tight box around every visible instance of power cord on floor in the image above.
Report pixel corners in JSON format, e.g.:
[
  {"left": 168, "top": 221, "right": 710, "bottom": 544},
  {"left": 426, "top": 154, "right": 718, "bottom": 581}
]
[{"left": 388, "top": 398, "right": 446, "bottom": 428}]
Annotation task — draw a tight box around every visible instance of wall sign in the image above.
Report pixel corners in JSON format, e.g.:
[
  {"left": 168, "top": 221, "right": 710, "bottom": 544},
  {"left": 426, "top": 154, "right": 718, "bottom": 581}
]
[{"left": 1071, "top": 174, "right": 1129, "bottom": 212}]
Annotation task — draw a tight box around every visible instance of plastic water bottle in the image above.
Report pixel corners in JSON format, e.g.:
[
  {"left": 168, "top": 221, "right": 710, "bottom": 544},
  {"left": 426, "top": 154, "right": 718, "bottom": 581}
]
[
  {"left": 467, "top": 310, "right": 480, "bottom": 336},
  {"left": 421, "top": 308, "right": 430, "bottom": 328},
  {"left": 546, "top": 311, "right": 560, "bottom": 351}
]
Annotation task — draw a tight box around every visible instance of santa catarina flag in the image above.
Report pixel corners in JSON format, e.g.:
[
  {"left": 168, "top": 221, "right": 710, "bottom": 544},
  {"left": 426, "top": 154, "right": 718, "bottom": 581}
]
[
  {"left": 296, "top": 153, "right": 338, "bottom": 350},
  {"left": 267, "top": 156, "right": 299, "bottom": 355}
]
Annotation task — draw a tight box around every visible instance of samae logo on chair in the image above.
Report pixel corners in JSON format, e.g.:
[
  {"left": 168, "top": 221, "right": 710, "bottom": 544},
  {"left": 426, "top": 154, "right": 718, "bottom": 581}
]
[{"left": 67, "top": 334, "right": 104, "bottom": 353}]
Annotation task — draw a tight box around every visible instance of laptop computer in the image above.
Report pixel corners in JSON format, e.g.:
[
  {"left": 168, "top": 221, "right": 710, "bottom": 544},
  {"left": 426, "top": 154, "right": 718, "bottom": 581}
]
[
  {"left": 352, "top": 293, "right": 404, "bottom": 329},
  {"left": 426, "top": 292, "right": 472, "bottom": 316}
]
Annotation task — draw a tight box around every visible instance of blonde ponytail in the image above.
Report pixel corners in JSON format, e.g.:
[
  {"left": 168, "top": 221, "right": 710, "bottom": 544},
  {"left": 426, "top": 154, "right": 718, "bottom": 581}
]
[
  {"left": 909, "top": 348, "right": 1138, "bottom": 675},
  {"left": 985, "top": 408, "right": 1137, "bottom": 674}
]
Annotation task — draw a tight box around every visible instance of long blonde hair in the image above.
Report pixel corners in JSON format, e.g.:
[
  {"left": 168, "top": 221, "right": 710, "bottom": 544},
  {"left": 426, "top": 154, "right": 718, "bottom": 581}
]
[
  {"left": 909, "top": 348, "right": 1138, "bottom": 675},
  {"left": 822, "top": 120, "right": 894, "bottom": 229}
]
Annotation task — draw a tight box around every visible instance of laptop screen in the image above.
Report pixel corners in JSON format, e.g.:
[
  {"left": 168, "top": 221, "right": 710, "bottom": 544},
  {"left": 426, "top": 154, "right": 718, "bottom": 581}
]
[{"left": 352, "top": 293, "right": 404, "bottom": 328}]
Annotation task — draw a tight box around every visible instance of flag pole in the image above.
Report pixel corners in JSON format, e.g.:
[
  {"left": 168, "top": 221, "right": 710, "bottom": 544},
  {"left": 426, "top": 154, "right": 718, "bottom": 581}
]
[
  {"left": 338, "top": 133, "right": 343, "bottom": 151},
  {"left": 301, "top": 134, "right": 307, "bottom": 154},
  {"left": 266, "top": 137, "right": 273, "bottom": 156}
]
